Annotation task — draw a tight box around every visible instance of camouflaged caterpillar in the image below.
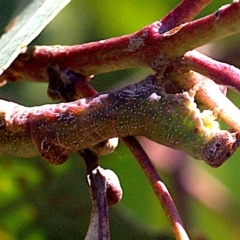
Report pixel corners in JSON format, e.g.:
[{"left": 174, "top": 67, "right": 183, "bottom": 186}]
[{"left": 0, "top": 75, "right": 239, "bottom": 167}]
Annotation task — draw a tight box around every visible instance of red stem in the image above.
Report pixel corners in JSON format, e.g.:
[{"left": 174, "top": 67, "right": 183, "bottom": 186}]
[
  {"left": 159, "top": 0, "right": 212, "bottom": 33},
  {"left": 181, "top": 50, "right": 240, "bottom": 92},
  {"left": 1, "top": 2, "right": 240, "bottom": 84},
  {"left": 123, "top": 136, "right": 190, "bottom": 240}
]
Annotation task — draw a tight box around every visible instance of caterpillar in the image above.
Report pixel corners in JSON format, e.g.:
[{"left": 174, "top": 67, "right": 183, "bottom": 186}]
[{"left": 0, "top": 75, "right": 239, "bottom": 167}]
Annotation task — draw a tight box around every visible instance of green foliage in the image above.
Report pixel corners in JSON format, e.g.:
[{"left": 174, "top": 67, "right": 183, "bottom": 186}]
[
  {"left": 0, "top": 0, "right": 70, "bottom": 75},
  {"left": 0, "top": 0, "right": 240, "bottom": 239}
]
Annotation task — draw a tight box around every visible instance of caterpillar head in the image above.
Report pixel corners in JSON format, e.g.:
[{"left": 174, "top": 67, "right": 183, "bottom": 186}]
[{"left": 202, "top": 131, "right": 240, "bottom": 167}]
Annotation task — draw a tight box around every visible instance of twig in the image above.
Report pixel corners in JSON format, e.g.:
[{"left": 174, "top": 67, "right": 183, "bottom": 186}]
[
  {"left": 180, "top": 50, "right": 240, "bottom": 92},
  {"left": 123, "top": 136, "right": 190, "bottom": 240},
  {"left": 85, "top": 167, "right": 110, "bottom": 240},
  {"left": 82, "top": 154, "right": 122, "bottom": 240},
  {"left": 159, "top": 0, "right": 212, "bottom": 33},
  {"left": 1, "top": 2, "right": 240, "bottom": 83}
]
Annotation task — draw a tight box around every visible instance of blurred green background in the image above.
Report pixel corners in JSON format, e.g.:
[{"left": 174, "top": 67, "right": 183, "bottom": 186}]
[{"left": 1, "top": 0, "right": 240, "bottom": 239}]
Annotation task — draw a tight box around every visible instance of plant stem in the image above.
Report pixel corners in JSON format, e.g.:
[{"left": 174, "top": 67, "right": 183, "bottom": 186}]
[
  {"left": 181, "top": 50, "right": 240, "bottom": 92},
  {"left": 85, "top": 166, "right": 110, "bottom": 240},
  {"left": 123, "top": 136, "right": 190, "bottom": 240},
  {"left": 159, "top": 0, "right": 212, "bottom": 33},
  {"left": 1, "top": 2, "right": 240, "bottom": 84}
]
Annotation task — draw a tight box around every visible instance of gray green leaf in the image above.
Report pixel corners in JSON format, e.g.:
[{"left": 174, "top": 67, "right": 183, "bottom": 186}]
[{"left": 0, "top": 0, "right": 70, "bottom": 75}]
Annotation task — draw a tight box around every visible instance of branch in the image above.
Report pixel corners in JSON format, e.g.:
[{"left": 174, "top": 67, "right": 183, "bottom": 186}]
[
  {"left": 159, "top": 0, "right": 212, "bottom": 33},
  {"left": 180, "top": 50, "right": 240, "bottom": 92},
  {"left": 85, "top": 166, "right": 110, "bottom": 240},
  {"left": 1, "top": 2, "right": 240, "bottom": 83},
  {"left": 81, "top": 149, "right": 122, "bottom": 240},
  {"left": 123, "top": 136, "right": 190, "bottom": 240}
]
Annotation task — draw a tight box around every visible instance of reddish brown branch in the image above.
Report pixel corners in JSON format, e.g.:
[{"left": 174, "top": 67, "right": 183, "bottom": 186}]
[
  {"left": 123, "top": 136, "right": 190, "bottom": 240},
  {"left": 161, "top": 1, "right": 240, "bottom": 58},
  {"left": 180, "top": 50, "right": 240, "bottom": 92},
  {"left": 1, "top": 2, "right": 240, "bottom": 84},
  {"left": 159, "top": 0, "right": 212, "bottom": 33}
]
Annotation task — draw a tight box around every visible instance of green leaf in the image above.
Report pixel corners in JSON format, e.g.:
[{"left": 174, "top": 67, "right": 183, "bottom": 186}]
[{"left": 0, "top": 0, "right": 70, "bottom": 75}]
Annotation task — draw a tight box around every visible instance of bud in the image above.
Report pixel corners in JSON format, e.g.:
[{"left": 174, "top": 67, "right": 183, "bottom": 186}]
[{"left": 103, "top": 169, "right": 123, "bottom": 206}]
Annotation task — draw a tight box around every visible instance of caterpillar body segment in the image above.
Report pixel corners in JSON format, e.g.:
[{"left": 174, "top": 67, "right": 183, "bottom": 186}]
[{"left": 0, "top": 75, "right": 238, "bottom": 166}]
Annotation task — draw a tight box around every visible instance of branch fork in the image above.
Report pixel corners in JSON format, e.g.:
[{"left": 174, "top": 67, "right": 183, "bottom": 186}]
[{"left": 1, "top": 1, "right": 240, "bottom": 239}]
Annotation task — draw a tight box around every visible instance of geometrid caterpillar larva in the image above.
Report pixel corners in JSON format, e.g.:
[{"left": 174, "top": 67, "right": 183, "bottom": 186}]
[{"left": 0, "top": 75, "right": 239, "bottom": 167}]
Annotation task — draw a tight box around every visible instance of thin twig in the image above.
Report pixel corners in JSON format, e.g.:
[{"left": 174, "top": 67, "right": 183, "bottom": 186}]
[
  {"left": 159, "top": 0, "right": 212, "bottom": 33},
  {"left": 85, "top": 166, "right": 110, "bottom": 240},
  {"left": 181, "top": 50, "right": 240, "bottom": 92},
  {"left": 123, "top": 136, "right": 190, "bottom": 240}
]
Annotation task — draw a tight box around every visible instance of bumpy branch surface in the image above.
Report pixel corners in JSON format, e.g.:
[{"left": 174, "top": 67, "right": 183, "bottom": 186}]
[
  {"left": 0, "top": 74, "right": 239, "bottom": 167},
  {"left": 1, "top": 2, "right": 240, "bottom": 85}
]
